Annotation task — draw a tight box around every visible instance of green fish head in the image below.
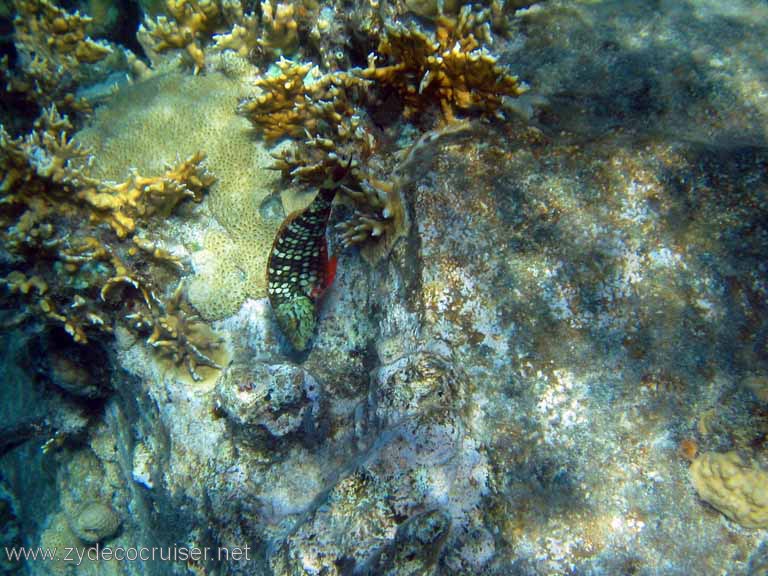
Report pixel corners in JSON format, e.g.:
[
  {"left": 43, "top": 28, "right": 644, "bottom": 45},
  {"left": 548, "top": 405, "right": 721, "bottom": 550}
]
[{"left": 274, "top": 295, "right": 316, "bottom": 351}]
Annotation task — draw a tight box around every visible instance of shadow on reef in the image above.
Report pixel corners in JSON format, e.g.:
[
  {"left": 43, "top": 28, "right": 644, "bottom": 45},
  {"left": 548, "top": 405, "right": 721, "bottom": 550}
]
[
  {"left": 0, "top": 325, "right": 114, "bottom": 458},
  {"left": 508, "top": 0, "right": 768, "bottom": 148}
]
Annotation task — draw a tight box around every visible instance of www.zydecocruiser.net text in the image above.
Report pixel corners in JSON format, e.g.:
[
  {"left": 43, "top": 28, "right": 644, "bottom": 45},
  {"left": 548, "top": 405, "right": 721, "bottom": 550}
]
[{"left": 5, "top": 544, "right": 251, "bottom": 566}]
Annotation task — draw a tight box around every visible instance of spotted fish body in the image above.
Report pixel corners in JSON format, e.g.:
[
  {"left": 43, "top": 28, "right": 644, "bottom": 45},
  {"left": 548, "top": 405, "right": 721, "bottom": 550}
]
[{"left": 267, "top": 181, "right": 339, "bottom": 351}]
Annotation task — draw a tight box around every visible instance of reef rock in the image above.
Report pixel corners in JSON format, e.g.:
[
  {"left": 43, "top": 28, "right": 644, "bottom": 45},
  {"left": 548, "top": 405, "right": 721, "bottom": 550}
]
[{"left": 216, "top": 361, "right": 322, "bottom": 449}]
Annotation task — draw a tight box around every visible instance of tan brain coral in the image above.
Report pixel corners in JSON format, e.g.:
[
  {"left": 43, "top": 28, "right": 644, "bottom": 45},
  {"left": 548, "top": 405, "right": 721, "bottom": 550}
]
[
  {"left": 68, "top": 501, "right": 121, "bottom": 543},
  {"left": 690, "top": 451, "right": 768, "bottom": 528}
]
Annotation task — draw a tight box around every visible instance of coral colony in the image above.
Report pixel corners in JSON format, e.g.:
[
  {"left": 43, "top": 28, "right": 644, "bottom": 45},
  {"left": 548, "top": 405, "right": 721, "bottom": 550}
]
[{"left": 1, "top": 1, "right": 768, "bottom": 575}]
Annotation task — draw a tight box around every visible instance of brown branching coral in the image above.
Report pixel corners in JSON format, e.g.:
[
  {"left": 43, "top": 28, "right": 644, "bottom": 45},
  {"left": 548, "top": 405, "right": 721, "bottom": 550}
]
[
  {"left": 237, "top": 7, "right": 521, "bottom": 264},
  {"left": 6, "top": 0, "right": 112, "bottom": 110},
  {"left": 238, "top": 59, "right": 371, "bottom": 144},
  {"left": 362, "top": 7, "right": 525, "bottom": 121},
  {"left": 239, "top": 58, "right": 379, "bottom": 192},
  {"left": 334, "top": 174, "right": 408, "bottom": 263},
  {"left": 0, "top": 107, "right": 220, "bottom": 380},
  {"left": 239, "top": 57, "right": 410, "bottom": 259},
  {"left": 257, "top": 1, "right": 299, "bottom": 56},
  {"left": 2, "top": 106, "right": 214, "bottom": 240},
  {"left": 146, "top": 281, "right": 224, "bottom": 382},
  {"left": 140, "top": 0, "right": 301, "bottom": 71}
]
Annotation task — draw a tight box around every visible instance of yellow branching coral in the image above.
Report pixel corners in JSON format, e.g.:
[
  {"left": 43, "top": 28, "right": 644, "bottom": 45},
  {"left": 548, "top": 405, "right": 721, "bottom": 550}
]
[
  {"left": 138, "top": 0, "right": 223, "bottom": 71},
  {"left": 1, "top": 106, "right": 219, "bottom": 381},
  {"left": 361, "top": 7, "right": 525, "bottom": 121},
  {"left": 8, "top": 0, "right": 112, "bottom": 108},
  {"left": 2, "top": 106, "right": 214, "bottom": 240},
  {"left": 76, "top": 151, "right": 215, "bottom": 238},
  {"left": 211, "top": 10, "right": 260, "bottom": 59},
  {"left": 0, "top": 271, "right": 48, "bottom": 296},
  {"left": 14, "top": 0, "right": 113, "bottom": 64},
  {"left": 141, "top": 0, "right": 304, "bottom": 71},
  {"left": 131, "top": 236, "right": 185, "bottom": 271},
  {"left": 259, "top": 1, "right": 299, "bottom": 56},
  {"left": 337, "top": 175, "right": 403, "bottom": 239}
]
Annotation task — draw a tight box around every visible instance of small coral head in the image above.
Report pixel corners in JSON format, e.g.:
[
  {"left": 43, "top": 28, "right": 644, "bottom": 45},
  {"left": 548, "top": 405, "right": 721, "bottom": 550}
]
[{"left": 274, "top": 295, "right": 316, "bottom": 351}]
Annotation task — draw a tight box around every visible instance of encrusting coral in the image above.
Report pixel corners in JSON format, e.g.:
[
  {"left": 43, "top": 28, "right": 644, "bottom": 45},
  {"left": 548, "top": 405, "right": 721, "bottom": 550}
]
[
  {"left": 690, "top": 451, "right": 768, "bottom": 529},
  {"left": 4, "top": 0, "right": 113, "bottom": 112},
  {"left": 74, "top": 71, "right": 284, "bottom": 318},
  {"left": 68, "top": 501, "right": 121, "bottom": 544}
]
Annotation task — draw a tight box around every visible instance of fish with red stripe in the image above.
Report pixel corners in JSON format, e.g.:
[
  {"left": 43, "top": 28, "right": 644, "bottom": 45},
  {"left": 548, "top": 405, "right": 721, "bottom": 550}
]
[{"left": 267, "top": 165, "right": 347, "bottom": 351}]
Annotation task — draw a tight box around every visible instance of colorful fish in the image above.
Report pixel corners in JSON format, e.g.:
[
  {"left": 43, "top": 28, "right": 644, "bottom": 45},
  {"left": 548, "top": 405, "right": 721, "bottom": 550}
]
[{"left": 267, "top": 169, "right": 345, "bottom": 351}]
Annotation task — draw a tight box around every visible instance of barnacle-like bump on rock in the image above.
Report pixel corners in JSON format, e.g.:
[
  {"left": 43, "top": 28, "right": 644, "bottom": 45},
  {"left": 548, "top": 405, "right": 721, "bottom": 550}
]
[{"left": 270, "top": 468, "right": 397, "bottom": 574}]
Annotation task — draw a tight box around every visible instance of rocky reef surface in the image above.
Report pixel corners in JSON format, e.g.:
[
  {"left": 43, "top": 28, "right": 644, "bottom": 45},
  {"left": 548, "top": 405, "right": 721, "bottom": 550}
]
[{"left": 1, "top": 1, "right": 767, "bottom": 576}]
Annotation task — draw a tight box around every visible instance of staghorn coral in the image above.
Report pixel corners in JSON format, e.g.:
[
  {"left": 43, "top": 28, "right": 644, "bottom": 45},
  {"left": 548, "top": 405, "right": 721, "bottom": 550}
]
[
  {"left": 238, "top": 59, "right": 411, "bottom": 259},
  {"left": 335, "top": 174, "right": 409, "bottom": 263},
  {"left": 0, "top": 271, "right": 48, "bottom": 297},
  {"left": 362, "top": 7, "right": 525, "bottom": 121},
  {"left": 238, "top": 11, "right": 520, "bottom": 262},
  {"left": 140, "top": 0, "right": 302, "bottom": 72},
  {"left": 258, "top": 1, "right": 300, "bottom": 57},
  {"left": 2, "top": 106, "right": 213, "bottom": 241},
  {"left": 690, "top": 451, "right": 768, "bottom": 528},
  {"left": 238, "top": 58, "right": 372, "bottom": 146},
  {"left": 0, "top": 105, "right": 221, "bottom": 380},
  {"left": 6, "top": 0, "right": 112, "bottom": 111},
  {"left": 131, "top": 236, "right": 185, "bottom": 271}
]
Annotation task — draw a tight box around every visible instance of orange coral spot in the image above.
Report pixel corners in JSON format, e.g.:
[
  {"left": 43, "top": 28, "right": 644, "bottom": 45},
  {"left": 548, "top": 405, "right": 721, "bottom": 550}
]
[{"left": 678, "top": 438, "right": 698, "bottom": 462}]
